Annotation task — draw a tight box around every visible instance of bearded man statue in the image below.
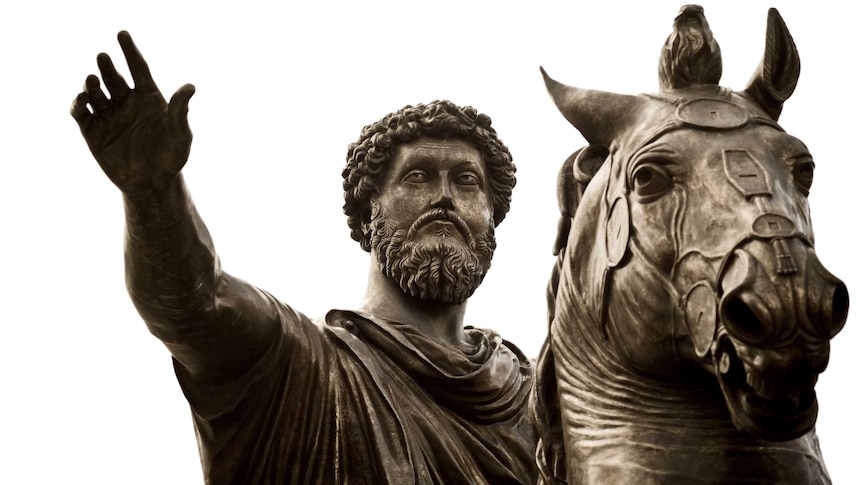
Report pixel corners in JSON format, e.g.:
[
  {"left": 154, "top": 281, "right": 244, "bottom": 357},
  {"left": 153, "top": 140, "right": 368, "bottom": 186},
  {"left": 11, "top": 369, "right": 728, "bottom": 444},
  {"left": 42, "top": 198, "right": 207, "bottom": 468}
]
[{"left": 71, "top": 31, "right": 537, "bottom": 485}]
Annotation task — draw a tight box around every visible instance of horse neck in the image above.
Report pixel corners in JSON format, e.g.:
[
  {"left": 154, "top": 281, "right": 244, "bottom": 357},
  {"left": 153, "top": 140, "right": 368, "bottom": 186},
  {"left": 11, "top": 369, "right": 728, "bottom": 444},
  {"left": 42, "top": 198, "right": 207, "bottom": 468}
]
[
  {"left": 550, "top": 290, "right": 732, "bottom": 433},
  {"left": 545, "top": 204, "right": 728, "bottom": 419}
]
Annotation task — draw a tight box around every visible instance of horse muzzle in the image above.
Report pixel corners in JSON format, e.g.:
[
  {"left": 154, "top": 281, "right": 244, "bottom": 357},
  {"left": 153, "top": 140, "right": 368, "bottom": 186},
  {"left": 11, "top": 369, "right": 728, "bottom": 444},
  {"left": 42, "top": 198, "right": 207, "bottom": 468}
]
[{"left": 707, "top": 237, "right": 847, "bottom": 440}]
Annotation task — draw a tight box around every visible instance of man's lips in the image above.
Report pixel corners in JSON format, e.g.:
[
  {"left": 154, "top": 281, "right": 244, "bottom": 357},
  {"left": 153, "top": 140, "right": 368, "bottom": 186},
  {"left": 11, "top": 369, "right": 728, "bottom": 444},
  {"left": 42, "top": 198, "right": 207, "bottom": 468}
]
[{"left": 407, "top": 209, "right": 474, "bottom": 245}]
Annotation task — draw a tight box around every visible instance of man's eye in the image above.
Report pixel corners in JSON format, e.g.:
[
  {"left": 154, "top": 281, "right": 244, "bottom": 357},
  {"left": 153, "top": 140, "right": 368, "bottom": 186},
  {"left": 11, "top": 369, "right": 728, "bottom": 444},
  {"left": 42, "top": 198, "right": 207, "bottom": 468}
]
[
  {"left": 403, "top": 171, "right": 428, "bottom": 183},
  {"left": 457, "top": 173, "right": 479, "bottom": 185}
]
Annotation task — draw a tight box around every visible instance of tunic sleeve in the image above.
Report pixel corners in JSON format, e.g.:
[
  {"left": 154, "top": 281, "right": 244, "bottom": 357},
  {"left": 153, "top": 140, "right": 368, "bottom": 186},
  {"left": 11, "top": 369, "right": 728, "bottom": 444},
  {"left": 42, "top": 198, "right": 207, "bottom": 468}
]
[{"left": 171, "top": 294, "right": 336, "bottom": 483}]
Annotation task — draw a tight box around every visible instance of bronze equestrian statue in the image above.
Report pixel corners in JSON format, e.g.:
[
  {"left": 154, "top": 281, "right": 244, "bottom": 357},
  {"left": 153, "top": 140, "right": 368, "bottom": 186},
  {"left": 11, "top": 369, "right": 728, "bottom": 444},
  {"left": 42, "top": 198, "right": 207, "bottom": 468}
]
[{"left": 535, "top": 6, "right": 848, "bottom": 484}]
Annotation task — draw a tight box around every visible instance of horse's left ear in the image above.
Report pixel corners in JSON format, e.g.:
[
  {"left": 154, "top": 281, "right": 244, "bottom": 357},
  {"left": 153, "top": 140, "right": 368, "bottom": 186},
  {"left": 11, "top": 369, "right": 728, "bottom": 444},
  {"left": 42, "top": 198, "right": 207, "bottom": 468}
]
[{"left": 743, "top": 8, "right": 800, "bottom": 121}]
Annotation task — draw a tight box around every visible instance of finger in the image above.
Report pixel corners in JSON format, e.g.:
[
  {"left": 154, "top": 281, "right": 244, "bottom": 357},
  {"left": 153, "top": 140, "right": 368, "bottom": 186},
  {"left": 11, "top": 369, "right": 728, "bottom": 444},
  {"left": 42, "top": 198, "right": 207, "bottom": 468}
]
[
  {"left": 96, "top": 52, "right": 130, "bottom": 101},
  {"left": 117, "top": 30, "right": 158, "bottom": 93},
  {"left": 169, "top": 83, "right": 196, "bottom": 131},
  {"left": 70, "top": 92, "right": 93, "bottom": 128},
  {"left": 85, "top": 75, "right": 111, "bottom": 114}
]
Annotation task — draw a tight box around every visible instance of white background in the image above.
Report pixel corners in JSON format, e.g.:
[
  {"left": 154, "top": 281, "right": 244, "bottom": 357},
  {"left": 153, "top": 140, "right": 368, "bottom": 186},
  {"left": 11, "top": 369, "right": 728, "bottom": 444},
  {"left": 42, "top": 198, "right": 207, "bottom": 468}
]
[{"left": 2, "top": 1, "right": 859, "bottom": 483}]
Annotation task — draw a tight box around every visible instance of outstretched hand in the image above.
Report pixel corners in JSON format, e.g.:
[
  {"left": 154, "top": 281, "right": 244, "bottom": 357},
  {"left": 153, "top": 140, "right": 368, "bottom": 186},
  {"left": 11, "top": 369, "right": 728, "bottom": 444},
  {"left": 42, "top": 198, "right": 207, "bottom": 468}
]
[{"left": 71, "top": 31, "right": 195, "bottom": 196}]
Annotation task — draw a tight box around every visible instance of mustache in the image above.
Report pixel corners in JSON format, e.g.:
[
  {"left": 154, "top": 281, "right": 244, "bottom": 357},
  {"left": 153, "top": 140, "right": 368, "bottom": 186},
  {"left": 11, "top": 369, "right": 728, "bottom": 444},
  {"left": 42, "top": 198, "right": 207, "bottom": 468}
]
[{"left": 405, "top": 208, "right": 475, "bottom": 247}]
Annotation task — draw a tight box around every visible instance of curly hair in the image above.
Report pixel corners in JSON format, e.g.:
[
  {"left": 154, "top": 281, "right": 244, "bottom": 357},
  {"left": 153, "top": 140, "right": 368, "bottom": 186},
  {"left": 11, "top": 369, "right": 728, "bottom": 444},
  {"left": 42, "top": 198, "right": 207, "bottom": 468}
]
[{"left": 342, "top": 100, "right": 516, "bottom": 251}]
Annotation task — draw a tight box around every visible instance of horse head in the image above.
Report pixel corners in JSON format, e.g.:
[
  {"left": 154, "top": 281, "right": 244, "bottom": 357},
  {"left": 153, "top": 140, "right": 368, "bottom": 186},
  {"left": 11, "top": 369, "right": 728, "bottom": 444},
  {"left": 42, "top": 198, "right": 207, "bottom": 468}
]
[{"left": 542, "top": 4, "right": 847, "bottom": 454}]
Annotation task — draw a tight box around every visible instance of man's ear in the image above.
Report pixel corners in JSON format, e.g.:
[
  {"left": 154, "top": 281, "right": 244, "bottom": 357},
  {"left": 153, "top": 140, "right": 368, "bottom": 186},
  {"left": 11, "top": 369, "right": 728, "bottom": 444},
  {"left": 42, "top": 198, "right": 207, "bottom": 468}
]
[
  {"left": 369, "top": 199, "right": 381, "bottom": 220},
  {"left": 363, "top": 199, "right": 381, "bottom": 236}
]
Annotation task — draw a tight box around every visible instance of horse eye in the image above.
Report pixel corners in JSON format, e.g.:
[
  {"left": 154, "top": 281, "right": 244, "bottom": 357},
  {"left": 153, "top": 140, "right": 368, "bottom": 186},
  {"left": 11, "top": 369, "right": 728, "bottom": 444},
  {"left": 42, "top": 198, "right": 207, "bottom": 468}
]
[
  {"left": 793, "top": 162, "right": 815, "bottom": 193},
  {"left": 632, "top": 165, "right": 672, "bottom": 200}
]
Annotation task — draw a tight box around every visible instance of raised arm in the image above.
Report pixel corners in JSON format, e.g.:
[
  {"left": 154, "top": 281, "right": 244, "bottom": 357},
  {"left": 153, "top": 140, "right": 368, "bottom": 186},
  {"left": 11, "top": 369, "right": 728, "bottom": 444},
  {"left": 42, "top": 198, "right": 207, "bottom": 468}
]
[{"left": 71, "top": 32, "right": 279, "bottom": 383}]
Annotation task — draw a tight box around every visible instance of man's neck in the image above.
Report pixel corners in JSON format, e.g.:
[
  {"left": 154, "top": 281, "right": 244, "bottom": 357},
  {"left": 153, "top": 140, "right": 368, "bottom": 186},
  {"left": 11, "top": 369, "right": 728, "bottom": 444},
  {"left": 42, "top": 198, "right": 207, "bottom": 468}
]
[{"left": 358, "top": 263, "right": 472, "bottom": 348}]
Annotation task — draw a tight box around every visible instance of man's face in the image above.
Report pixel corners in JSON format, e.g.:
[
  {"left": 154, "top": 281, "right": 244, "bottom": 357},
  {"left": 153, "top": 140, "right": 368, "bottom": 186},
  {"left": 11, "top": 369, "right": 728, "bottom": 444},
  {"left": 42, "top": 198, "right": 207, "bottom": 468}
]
[{"left": 369, "top": 137, "right": 496, "bottom": 304}]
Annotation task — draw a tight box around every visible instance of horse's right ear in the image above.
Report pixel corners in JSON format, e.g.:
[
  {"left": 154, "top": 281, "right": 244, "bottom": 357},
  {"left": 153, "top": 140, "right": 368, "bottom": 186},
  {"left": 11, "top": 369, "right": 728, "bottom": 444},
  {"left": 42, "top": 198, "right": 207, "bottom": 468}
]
[
  {"left": 743, "top": 8, "right": 800, "bottom": 121},
  {"left": 554, "top": 145, "right": 609, "bottom": 255}
]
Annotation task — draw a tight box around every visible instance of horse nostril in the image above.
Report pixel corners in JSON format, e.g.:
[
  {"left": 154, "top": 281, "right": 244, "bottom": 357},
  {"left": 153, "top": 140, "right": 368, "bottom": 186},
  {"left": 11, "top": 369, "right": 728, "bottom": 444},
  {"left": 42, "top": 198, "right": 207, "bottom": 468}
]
[
  {"left": 722, "top": 296, "right": 767, "bottom": 344},
  {"left": 829, "top": 282, "right": 849, "bottom": 337}
]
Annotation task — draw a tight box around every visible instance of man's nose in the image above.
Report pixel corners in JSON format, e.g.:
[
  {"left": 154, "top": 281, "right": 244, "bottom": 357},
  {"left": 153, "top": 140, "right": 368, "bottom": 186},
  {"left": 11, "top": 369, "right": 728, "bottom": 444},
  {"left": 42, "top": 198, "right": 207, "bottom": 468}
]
[{"left": 430, "top": 179, "right": 454, "bottom": 208}]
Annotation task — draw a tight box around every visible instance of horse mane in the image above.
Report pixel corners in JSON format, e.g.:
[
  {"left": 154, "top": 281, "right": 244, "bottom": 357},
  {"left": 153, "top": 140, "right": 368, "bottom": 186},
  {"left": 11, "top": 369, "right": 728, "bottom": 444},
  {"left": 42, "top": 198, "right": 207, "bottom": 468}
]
[
  {"left": 548, "top": 145, "right": 606, "bottom": 326},
  {"left": 534, "top": 145, "right": 607, "bottom": 483}
]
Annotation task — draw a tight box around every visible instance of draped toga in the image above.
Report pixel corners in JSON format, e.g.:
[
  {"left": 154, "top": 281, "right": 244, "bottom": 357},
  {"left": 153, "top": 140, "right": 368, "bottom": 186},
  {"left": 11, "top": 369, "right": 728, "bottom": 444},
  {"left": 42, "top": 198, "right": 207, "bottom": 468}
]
[{"left": 172, "top": 292, "right": 537, "bottom": 484}]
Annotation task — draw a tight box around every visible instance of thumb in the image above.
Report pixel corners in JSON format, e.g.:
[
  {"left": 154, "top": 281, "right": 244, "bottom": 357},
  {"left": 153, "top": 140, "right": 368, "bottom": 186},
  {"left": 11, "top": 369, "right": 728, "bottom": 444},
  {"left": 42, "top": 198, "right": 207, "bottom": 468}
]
[{"left": 169, "top": 83, "right": 196, "bottom": 130}]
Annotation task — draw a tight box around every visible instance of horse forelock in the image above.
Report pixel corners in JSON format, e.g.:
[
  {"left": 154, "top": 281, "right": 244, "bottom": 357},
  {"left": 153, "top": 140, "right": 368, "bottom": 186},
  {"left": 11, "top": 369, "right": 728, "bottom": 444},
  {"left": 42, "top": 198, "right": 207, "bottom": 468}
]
[{"left": 659, "top": 4, "right": 722, "bottom": 91}]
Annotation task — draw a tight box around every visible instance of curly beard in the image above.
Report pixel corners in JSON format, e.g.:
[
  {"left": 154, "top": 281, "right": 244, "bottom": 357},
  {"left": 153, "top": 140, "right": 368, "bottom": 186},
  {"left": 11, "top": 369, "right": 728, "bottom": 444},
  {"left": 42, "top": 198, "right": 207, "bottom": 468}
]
[{"left": 370, "top": 208, "right": 496, "bottom": 304}]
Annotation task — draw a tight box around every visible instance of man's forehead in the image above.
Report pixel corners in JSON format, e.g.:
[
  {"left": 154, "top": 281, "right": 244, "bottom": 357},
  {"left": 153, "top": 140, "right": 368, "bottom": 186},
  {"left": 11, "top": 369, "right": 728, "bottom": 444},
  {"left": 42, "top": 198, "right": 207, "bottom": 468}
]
[
  {"left": 400, "top": 136, "right": 475, "bottom": 149},
  {"left": 394, "top": 137, "right": 482, "bottom": 161}
]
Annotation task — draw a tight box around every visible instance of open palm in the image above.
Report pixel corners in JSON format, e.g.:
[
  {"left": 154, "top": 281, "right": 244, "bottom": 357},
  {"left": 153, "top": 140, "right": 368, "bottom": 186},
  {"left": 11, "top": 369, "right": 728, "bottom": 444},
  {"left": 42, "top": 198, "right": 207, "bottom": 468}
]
[{"left": 71, "top": 31, "right": 195, "bottom": 196}]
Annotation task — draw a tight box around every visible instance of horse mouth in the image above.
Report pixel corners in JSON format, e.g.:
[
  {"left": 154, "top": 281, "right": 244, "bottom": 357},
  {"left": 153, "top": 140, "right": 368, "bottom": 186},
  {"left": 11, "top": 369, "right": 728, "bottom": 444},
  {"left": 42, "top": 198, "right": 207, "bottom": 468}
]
[{"left": 713, "top": 335, "right": 818, "bottom": 441}]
